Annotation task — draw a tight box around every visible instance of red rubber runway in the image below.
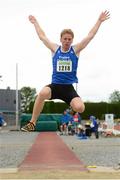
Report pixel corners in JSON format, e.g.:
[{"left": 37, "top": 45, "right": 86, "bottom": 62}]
[{"left": 19, "top": 132, "right": 87, "bottom": 171}]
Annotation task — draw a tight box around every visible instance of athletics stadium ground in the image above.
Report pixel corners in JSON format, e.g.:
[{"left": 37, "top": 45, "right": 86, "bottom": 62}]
[{"left": 0, "top": 125, "right": 120, "bottom": 179}]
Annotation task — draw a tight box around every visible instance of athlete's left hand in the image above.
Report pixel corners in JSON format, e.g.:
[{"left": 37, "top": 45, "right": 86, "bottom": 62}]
[{"left": 98, "top": 10, "right": 110, "bottom": 22}]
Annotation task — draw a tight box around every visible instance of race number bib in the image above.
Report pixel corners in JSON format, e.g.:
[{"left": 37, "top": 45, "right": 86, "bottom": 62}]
[{"left": 57, "top": 60, "right": 72, "bottom": 72}]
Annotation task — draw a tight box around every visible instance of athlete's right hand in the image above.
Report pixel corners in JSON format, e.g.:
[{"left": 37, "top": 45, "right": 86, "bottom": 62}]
[{"left": 28, "top": 15, "right": 36, "bottom": 24}]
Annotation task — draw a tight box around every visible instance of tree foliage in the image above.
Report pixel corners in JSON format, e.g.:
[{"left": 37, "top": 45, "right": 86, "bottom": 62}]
[
  {"left": 109, "top": 90, "right": 120, "bottom": 103},
  {"left": 20, "top": 86, "right": 36, "bottom": 113}
]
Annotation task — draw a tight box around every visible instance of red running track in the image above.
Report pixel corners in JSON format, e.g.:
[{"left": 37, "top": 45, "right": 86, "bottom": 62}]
[{"left": 19, "top": 132, "right": 87, "bottom": 171}]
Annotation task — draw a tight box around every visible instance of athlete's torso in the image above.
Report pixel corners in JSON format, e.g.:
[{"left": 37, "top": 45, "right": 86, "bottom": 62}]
[{"left": 52, "top": 46, "right": 79, "bottom": 84}]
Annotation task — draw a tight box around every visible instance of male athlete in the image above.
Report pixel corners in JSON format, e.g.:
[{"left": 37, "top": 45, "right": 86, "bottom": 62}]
[{"left": 21, "top": 11, "right": 110, "bottom": 132}]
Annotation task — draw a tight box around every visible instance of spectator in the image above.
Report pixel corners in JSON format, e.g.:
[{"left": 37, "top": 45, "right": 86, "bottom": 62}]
[
  {"left": 85, "top": 121, "right": 91, "bottom": 137},
  {"left": 0, "top": 112, "right": 7, "bottom": 130},
  {"left": 73, "top": 112, "right": 80, "bottom": 133},
  {"left": 67, "top": 120, "right": 75, "bottom": 135},
  {"left": 77, "top": 124, "right": 84, "bottom": 136},
  {"left": 60, "top": 110, "right": 73, "bottom": 135},
  {"left": 90, "top": 115, "right": 99, "bottom": 139}
]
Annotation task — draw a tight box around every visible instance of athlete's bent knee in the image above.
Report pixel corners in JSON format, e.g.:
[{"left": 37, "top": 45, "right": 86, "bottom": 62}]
[
  {"left": 38, "top": 87, "right": 51, "bottom": 100},
  {"left": 73, "top": 104, "right": 85, "bottom": 113},
  {"left": 70, "top": 97, "right": 85, "bottom": 113}
]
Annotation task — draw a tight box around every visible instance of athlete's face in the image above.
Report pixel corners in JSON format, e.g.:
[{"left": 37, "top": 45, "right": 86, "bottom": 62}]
[{"left": 60, "top": 33, "right": 73, "bottom": 51}]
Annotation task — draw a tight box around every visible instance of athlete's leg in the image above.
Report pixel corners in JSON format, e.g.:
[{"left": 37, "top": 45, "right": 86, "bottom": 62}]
[
  {"left": 30, "top": 86, "right": 51, "bottom": 125},
  {"left": 70, "top": 97, "right": 85, "bottom": 113}
]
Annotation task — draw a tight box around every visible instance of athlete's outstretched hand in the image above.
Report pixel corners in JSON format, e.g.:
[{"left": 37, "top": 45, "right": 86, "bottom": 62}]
[
  {"left": 28, "top": 15, "right": 37, "bottom": 24},
  {"left": 98, "top": 10, "right": 110, "bottom": 22}
]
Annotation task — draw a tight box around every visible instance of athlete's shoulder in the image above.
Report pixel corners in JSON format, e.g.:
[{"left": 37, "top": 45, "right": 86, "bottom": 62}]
[
  {"left": 52, "top": 45, "right": 60, "bottom": 56},
  {"left": 71, "top": 45, "right": 80, "bottom": 57}
]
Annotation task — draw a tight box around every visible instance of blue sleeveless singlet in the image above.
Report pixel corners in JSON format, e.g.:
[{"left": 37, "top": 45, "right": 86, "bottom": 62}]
[{"left": 52, "top": 46, "right": 79, "bottom": 84}]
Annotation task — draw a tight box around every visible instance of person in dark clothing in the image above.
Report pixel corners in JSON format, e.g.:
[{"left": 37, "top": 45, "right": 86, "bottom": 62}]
[{"left": 90, "top": 116, "right": 99, "bottom": 139}]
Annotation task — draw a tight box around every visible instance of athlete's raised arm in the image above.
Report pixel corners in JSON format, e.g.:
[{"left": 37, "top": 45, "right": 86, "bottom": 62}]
[
  {"left": 29, "top": 15, "right": 58, "bottom": 53},
  {"left": 74, "top": 10, "right": 110, "bottom": 54}
]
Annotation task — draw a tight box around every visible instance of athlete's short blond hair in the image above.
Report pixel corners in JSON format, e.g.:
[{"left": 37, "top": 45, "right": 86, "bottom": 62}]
[{"left": 60, "top": 29, "right": 74, "bottom": 38}]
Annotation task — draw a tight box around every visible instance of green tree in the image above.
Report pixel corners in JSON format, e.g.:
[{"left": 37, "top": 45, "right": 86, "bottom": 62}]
[
  {"left": 20, "top": 86, "right": 36, "bottom": 113},
  {"left": 109, "top": 90, "right": 120, "bottom": 103}
]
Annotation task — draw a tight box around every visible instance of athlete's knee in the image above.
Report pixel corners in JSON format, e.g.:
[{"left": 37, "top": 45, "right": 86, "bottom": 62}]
[
  {"left": 79, "top": 103, "right": 85, "bottom": 113},
  {"left": 72, "top": 103, "right": 85, "bottom": 113},
  {"left": 70, "top": 97, "right": 85, "bottom": 113},
  {"left": 38, "top": 87, "right": 51, "bottom": 100}
]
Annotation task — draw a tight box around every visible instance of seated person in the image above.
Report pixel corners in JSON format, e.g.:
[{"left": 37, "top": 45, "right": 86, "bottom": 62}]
[
  {"left": 68, "top": 120, "right": 75, "bottom": 135},
  {"left": 77, "top": 124, "right": 85, "bottom": 136},
  {"left": 90, "top": 115, "right": 99, "bottom": 139},
  {"left": 85, "top": 121, "right": 91, "bottom": 137},
  {"left": 60, "top": 110, "right": 73, "bottom": 135}
]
